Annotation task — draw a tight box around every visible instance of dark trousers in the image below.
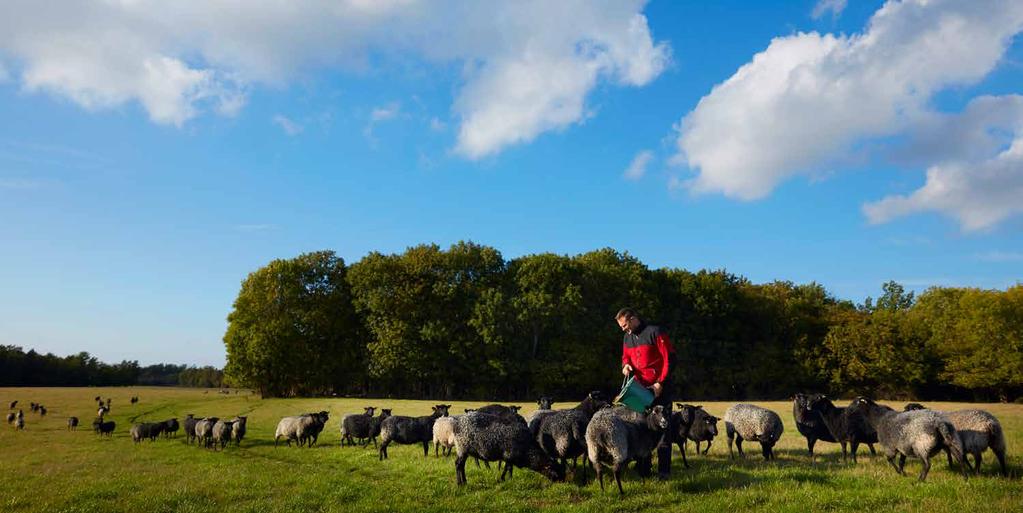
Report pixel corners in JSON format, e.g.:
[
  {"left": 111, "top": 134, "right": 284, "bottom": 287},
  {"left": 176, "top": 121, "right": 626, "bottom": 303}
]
[{"left": 651, "top": 384, "right": 674, "bottom": 476}]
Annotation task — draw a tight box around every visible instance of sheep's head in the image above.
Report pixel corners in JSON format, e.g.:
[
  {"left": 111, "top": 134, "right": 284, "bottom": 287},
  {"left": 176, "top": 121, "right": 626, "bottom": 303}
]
[
  {"left": 537, "top": 396, "right": 554, "bottom": 410},
  {"left": 806, "top": 393, "right": 831, "bottom": 412},
  {"left": 432, "top": 404, "right": 451, "bottom": 417},
  {"left": 848, "top": 396, "right": 874, "bottom": 414},
  {"left": 903, "top": 403, "right": 926, "bottom": 411},
  {"left": 645, "top": 405, "right": 669, "bottom": 430},
  {"left": 527, "top": 444, "right": 566, "bottom": 482},
  {"left": 380, "top": 409, "right": 392, "bottom": 418},
  {"left": 364, "top": 407, "right": 376, "bottom": 416}
]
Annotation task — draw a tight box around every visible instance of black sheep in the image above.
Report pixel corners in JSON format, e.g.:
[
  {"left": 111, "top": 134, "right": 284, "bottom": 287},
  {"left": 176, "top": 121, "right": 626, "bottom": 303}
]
[{"left": 806, "top": 394, "right": 878, "bottom": 463}]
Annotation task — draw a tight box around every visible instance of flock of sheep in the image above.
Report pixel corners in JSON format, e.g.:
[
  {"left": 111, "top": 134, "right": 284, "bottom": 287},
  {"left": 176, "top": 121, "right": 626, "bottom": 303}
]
[{"left": 5, "top": 392, "right": 1010, "bottom": 495}]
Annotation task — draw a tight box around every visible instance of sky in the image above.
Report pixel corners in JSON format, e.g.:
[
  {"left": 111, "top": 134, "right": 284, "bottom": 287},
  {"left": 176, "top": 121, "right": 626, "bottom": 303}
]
[{"left": 1, "top": 0, "right": 1021, "bottom": 367}]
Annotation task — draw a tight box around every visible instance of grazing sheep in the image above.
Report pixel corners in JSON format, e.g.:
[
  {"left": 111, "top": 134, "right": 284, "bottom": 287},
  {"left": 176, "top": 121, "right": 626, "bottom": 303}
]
[
  {"left": 130, "top": 396, "right": 139, "bottom": 405},
  {"left": 724, "top": 403, "right": 784, "bottom": 460},
  {"left": 585, "top": 405, "right": 671, "bottom": 495},
  {"left": 793, "top": 392, "right": 837, "bottom": 460},
  {"left": 162, "top": 418, "right": 180, "bottom": 438},
  {"left": 30, "top": 402, "right": 38, "bottom": 412},
  {"left": 364, "top": 409, "right": 391, "bottom": 447},
  {"left": 15, "top": 416, "right": 24, "bottom": 430},
  {"left": 212, "top": 419, "right": 235, "bottom": 450},
  {"left": 194, "top": 417, "right": 220, "bottom": 448},
  {"left": 379, "top": 404, "right": 451, "bottom": 460},
  {"left": 454, "top": 411, "right": 565, "bottom": 486},
  {"left": 97, "top": 406, "right": 109, "bottom": 418},
  {"left": 5, "top": 412, "right": 13, "bottom": 425},
  {"left": 850, "top": 397, "right": 966, "bottom": 482},
  {"left": 340, "top": 407, "right": 377, "bottom": 447},
  {"left": 8, "top": 400, "right": 16, "bottom": 409},
  {"left": 902, "top": 403, "right": 1007, "bottom": 476},
  {"left": 130, "top": 423, "right": 148, "bottom": 443},
  {"left": 231, "top": 417, "right": 247, "bottom": 446},
  {"left": 532, "top": 392, "right": 608, "bottom": 476},
  {"left": 806, "top": 394, "right": 878, "bottom": 463},
  {"left": 184, "top": 414, "right": 198, "bottom": 444},
  {"left": 94, "top": 396, "right": 101, "bottom": 403},
  {"left": 68, "top": 417, "right": 79, "bottom": 431},
  {"left": 38, "top": 406, "right": 46, "bottom": 417},
  {"left": 683, "top": 406, "right": 719, "bottom": 456}
]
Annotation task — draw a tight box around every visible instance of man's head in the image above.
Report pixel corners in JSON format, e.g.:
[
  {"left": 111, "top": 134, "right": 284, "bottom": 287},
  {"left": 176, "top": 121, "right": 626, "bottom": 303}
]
[{"left": 615, "top": 308, "right": 641, "bottom": 334}]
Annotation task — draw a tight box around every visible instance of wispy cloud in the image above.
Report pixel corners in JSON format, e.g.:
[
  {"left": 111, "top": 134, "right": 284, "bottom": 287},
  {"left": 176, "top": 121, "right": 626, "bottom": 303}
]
[
  {"left": 364, "top": 102, "right": 401, "bottom": 142},
  {"left": 974, "top": 250, "right": 1023, "bottom": 262},
  {"left": 235, "top": 224, "right": 277, "bottom": 233},
  {"left": 811, "top": 0, "right": 847, "bottom": 20},
  {"left": 272, "top": 115, "right": 304, "bottom": 136},
  {"left": 623, "top": 150, "right": 654, "bottom": 181},
  {"left": 0, "top": 178, "right": 49, "bottom": 190},
  {"left": 429, "top": 117, "right": 446, "bottom": 132}
]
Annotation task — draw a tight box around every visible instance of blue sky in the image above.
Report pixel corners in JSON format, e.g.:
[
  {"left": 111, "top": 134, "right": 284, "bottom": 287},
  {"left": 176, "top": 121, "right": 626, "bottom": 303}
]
[{"left": 1, "top": 0, "right": 1021, "bottom": 367}]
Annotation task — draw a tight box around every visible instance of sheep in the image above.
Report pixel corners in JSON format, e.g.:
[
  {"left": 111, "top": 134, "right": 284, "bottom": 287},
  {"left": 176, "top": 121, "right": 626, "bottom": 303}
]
[
  {"left": 379, "top": 404, "right": 451, "bottom": 460},
  {"left": 194, "top": 417, "right": 219, "bottom": 448},
  {"left": 130, "top": 422, "right": 164, "bottom": 442},
  {"left": 97, "top": 406, "right": 109, "bottom": 418},
  {"left": 364, "top": 409, "right": 391, "bottom": 447},
  {"left": 184, "top": 414, "right": 198, "bottom": 444},
  {"left": 585, "top": 404, "right": 671, "bottom": 494},
  {"left": 8, "top": 400, "right": 16, "bottom": 409},
  {"left": 15, "top": 416, "right": 24, "bottom": 431},
  {"left": 5, "top": 412, "right": 13, "bottom": 425},
  {"left": 38, "top": 406, "right": 47, "bottom": 416},
  {"left": 532, "top": 391, "right": 608, "bottom": 476},
  {"left": 793, "top": 392, "right": 838, "bottom": 460},
  {"left": 274, "top": 412, "right": 328, "bottom": 448},
  {"left": 671, "top": 403, "right": 701, "bottom": 468},
  {"left": 231, "top": 416, "right": 247, "bottom": 446},
  {"left": 93, "top": 417, "right": 115, "bottom": 436},
  {"left": 212, "top": 419, "right": 236, "bottom": 450},
  {"left": 806, "top": 394, "right": 878, "bottom": 463},
  {"left": 476, "top": 404, "right": 526, "bottom": 426},
  {"left": 30, "top": 402, "right": 38, "bottom": 412},
  {"left": 724, "top": 403, "right": 784, "bottom": 460},
  {"left": 454, "top": 411, "right": 565, "bottom": 486},
  {"left": 850, "top": 397, "right": 966, "bottom": 482},
  {"left": 162, "top": 418, "right": 180, "bottom": 438},
  {"left": 68, "top": 417, "right": 79, "bottom": 431},
  {"left": 683, "top": 406, "right": 719, "bottom": 456},
  {"left": 903, "top": 403, "right": 1007, "bottom": 476},
  {"left": 340, "top": 407, "right": 377, "bottom": 447},
  {"left": 433, "top": 415, "right": 458, "bottom": 457}
]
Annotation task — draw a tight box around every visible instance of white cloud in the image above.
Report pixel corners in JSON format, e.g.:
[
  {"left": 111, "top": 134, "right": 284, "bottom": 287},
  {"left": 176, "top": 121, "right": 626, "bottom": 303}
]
[
  {"left": 272, "top": 115, "right": 304, "bottom": 136},
  {"left": 0, "top": 0, "right": 667, "bottom": 157},
  {"left": 429, "top": 117, "right": 446, "bottom": 132},
  {"left": 812, "top": 0, "right": 848, "bottom": 20},
  {"left": 673, "top": 0, "right": 1023, "bottom": 201},
  {"left": 623, "top": 150, "right": 654, "bottom": 180},
  {"left": 864, "top": 136, "right": 1023, "bottom": 231},
  {"left": 364, "top": 102, "right": 401, "bottom": 140},
  {"left": 974, "top": 251, "right": 1023, "bottom": 262}
]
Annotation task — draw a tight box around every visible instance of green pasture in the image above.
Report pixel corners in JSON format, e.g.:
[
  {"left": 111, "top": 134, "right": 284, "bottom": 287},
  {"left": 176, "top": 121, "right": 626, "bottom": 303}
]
[{"left": 1, "top": 387, "right": 1020, "bottom": 512}]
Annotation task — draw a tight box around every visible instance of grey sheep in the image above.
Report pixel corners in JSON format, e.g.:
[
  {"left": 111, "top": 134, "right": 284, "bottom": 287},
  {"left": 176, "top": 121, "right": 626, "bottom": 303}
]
[
  {"left": 851, "top": 397, "right": 966, "bottom": 482},
  {"left": 162, "top": 418, "right": 180, "bottom": 438},
  {"left": 903, "top": 404, "right": 1007, "bottom": 476},
  {"left": 433, "top": 415, "right": 461, "bottom": 456},
  {"left": 299, "top": 411, "right": 329, "bottom": 446},
  {"left": 585, "top": 405, "right": 671, "bottom": 495},
  {"left": 184, "top": 414, "right": 198, "bottom": 444},
  {"left": 15, "top": 415, "right": 24, "bottom": 430},
  {"left": 231, "top": 416, "right": 247, "bottom": 446},
  {"left": 379, "top": 404, "right": 450, "bottom": 460},
  {"left": 274, "top": 412, "right": 328, "bottom": 447},
  {"left": 194, "top": 417, "right": 219, "bottom": 448},
  {"left": 212, "top": 419, "right": 235, "bottom": 450},
  {"left": 453, "top": 411, "right": 565, "bottom": 486},
  {"left": 340, "top": 407, "right": 376, "bottom": 447},
  {"left": 532, "top": 391, "right": 608, "bottom": 476},
  {"left": 724, "top": 403, "right": 784, "bottom": 460},
  {"left": 68, "top": 417, "right": 79, "bottom": 431},
  {"left": 5, "top": 412, "right": 13, "bottom": 424},
  {"left": 364, "top": 409, "right": 391, "bottom": 447},
  {"left": 527, "top": 397, "right": 555, "bottom": 425}
]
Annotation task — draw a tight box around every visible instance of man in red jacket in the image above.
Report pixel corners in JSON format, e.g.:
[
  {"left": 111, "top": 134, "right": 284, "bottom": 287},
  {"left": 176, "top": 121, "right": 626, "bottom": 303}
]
[{"left": 617, "top": 307, "right": 677, "bottom": 479}]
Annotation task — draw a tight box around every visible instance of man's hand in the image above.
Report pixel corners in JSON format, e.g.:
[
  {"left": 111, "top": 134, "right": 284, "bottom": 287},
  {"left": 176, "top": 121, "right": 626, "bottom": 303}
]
[
  {"left": 651, "top": 382, "right": 663, "bottom": 397},
  {"left": 621, "top": 364, "right": 633, "bottom": 377}
]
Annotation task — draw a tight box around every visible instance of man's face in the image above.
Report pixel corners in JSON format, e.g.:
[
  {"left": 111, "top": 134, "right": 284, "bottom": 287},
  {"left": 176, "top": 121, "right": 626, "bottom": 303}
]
[{"left": 617, "top": 314, "right": 637, "bottom": 334}]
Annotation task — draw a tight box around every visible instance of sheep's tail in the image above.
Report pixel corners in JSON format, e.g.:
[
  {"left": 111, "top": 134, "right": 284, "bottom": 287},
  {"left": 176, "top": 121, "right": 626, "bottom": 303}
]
[
  {"left": 936, "top": 421, "right": 964, "bottom": 465},
  {"left": 988, "top": 419, "right": 1007, "bottom": 454}
]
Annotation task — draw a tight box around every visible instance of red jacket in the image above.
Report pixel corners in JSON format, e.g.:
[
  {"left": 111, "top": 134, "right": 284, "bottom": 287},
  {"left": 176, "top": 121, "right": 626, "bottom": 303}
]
[{"left": 621, "top": 323, "right": 675, "bottom": 388}]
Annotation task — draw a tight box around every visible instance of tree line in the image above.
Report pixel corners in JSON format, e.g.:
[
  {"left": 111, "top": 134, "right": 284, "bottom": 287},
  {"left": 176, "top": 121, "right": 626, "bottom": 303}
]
[
  {"left": 0, "top": 346, "right": 224, "bottom": 388},
  {"left": 222, "top": 244, "right": 1023, "bottom": 402}
]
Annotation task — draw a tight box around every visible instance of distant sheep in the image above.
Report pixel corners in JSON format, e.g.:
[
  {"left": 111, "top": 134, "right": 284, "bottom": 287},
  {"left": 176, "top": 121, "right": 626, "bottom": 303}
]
[
  {"left": 275, "top": 412, "right": 328, "bottom": 448},
  {"left": 231, "top": 416, "right": 247, "bottom": 446},
  {"left": 585, "top": 405, "right": 671, "bottom": 494},
  {"left": 212, "top": 419, "right": 236, "bottom": 450},
  {"left": 851, "top": 397, "right": 966, "bottom": 482},
  {"left": 8, "top": 400, "right": 16, "bottom": 409},
  {"left": 93, "top": 417, "right": 115, "bottom": 436},
  {"left": 68, "top": 417, "right": 79, "bottom": 431},
  {"left": 5, "top": 412, "right": 13, "bottom": 425},
  {"left": 724, "top": 404, "right": 784, "bottom": 460},
  {"left": 184, "top": 414, "right": 198, "bottom": 444},
  {"left": 194, "top": 417, "right": 220, "bottom": 448},
  {"left": 162, "top": 418, "right": 180, "bottom": 438},
  {"left": 379, "top": 404, "right": 450, "bottom": 460}
]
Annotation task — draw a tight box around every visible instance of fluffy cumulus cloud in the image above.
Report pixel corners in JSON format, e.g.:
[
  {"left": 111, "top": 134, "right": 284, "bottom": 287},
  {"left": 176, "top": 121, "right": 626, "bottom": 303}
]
[
  {"left": 0, "top": 0, "right": 667, "bottom": 156},
  {"left": 672, "top": 0, "right": 1023, "bottom": 228}
]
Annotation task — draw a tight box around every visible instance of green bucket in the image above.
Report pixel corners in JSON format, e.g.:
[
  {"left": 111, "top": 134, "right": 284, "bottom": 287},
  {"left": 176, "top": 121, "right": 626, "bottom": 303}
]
[{"left": 615, "top": 375, "right": 654, "bottom": 413}]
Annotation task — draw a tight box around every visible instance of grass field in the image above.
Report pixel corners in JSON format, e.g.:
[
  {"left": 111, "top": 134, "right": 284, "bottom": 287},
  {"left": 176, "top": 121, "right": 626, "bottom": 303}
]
[{"left": 1, "top": 387, "right": 1020, "bottom": 513}]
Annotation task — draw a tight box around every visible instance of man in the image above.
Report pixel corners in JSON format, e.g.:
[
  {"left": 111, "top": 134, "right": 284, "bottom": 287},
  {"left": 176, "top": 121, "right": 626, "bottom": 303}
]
[{"left": 617, "top": 307, "right": 676, "bottom": 479}]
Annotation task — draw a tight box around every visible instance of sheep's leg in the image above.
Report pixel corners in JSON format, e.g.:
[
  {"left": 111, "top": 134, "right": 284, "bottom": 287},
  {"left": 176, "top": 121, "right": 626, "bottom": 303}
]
[
  {"left": 703, "top": 441, "right": 712, "bottom": 455},
  {"left": 885, "top": 453, "right": 900, "bottom": 474},
  {"left": 868, "top": 443, "right": 876, "bottom": 456},
  {"left": 972, "top": 452, "right": 982, "bottom": 475},
  {"left": 807, "top": 437, "right": 816, "bottom": 461},
  {"left": 596, "top": 463, "right": 605, "bottom": 492},
  {"left": 994, "top": 448, "right": 1007, "bottom": 477},
  {"left": 918, "top": 456, "right": 931, "bottom": 482},
  {"left": 693, "top": 441, "right": 700, "bottom": 455},
  {"left": 850, "top": 441, "right": 859, "bottom": 464},
  {"left": 761, "top": 442, "right": 771, "bottom": 461},
  {"left": 680, "top": 440, "right": 690, "bottom": 468},
  {"left": 455, "top": 454, "right": 468, "bottom": 486},
  {"left": 840, "top": 441, "right": 848, "bottom": 464},
  {"left": 727, "top": 435, "right": 734, "bottom": 459},
  {"left": 897, "top": 454, "right": 907, "bottom": 476},
  {"left": 945, "top": 447, "right": 953, "bottom": 469},
  {"left": 613, "top": 461, "right": 625, "bottom": 495},
  {"left": 735, "top": 437, "right": 744, "bottom": 459},
  {"left": 422, "top": 441, "right": 430, "bottom": 457},
  {"left": 435, "top": 441, "right": 439, "bottom": 457},
  {"left": 379, "top": 441, "right": 388, "bottom": 461}
]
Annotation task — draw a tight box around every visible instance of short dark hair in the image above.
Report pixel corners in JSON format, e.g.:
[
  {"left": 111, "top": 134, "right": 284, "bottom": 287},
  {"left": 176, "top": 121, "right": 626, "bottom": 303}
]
[{"left": 614, "top": 307, "right": 639, "bottom": 320}]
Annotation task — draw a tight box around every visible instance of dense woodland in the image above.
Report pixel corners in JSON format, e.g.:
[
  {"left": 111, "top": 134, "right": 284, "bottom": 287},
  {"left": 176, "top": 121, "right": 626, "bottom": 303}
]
[
  {"left": 221, "top": 244, "right": 1022, "bottom": 402},
  {"left": 0, "top": 347, "right": 223, "bottom": 388}
]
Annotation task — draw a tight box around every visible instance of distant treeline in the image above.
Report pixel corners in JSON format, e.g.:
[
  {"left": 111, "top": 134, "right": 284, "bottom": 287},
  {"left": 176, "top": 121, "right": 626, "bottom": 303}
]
[
  {"left": 0, "top": 346, "right": 224, "bottom": 388},
  {"left": 222, "top": 244, "right": 1023, "bottom": 402}
]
